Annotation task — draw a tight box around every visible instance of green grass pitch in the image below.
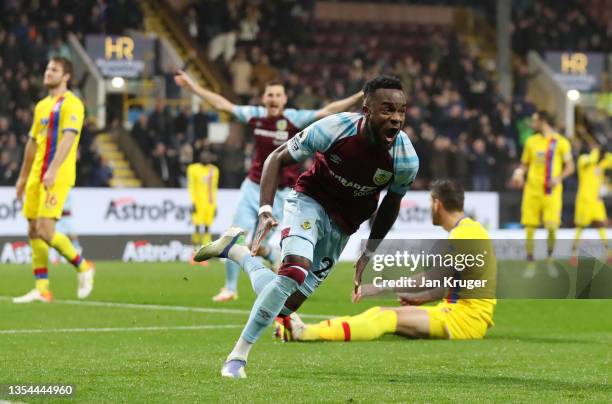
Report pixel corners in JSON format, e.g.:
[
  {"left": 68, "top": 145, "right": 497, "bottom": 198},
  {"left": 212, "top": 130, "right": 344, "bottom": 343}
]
[{"left": 1, "top": 261, "right": 611, "bottom": 403}]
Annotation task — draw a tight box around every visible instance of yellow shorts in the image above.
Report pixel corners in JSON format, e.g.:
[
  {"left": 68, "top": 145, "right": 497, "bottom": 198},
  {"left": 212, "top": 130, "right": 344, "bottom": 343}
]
[
  {"left": 421, "top": 302, "right": 492, "bottom": 340},
  {"left": 575, "top": 199, "right": 607, "bottom": 227},
  {"left": 521, "top": 190, "right": 562, "bottom": 227},
  {"left": 192, "top": 204, "right": 215, "bottom": 226},
  {"left": 22, "top": 180, "right": 71, "bottom": 220}
]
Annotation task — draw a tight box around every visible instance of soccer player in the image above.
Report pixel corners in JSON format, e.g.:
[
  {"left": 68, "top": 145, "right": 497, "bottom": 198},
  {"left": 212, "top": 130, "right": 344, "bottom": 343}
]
[
  {"left": 276, "top": 179, "right": 496, "bottom": 342},
  {"left": 187, "top": 152, "right": 219, "bottom": 246},
  {"left": 194, "top": 76, "right": 419, "bottom": 378},
  {"left": 174, "top": 70, "right": 363, "bottom": 302},
  {"left": 570, "top": 143, "right": 611, "bottom": 264},
  {"left": 511, "top": 111, "right": 574, "bottom": 278},
  {"left": 13, "top": 57, "right": 95, "bottom": 303}
]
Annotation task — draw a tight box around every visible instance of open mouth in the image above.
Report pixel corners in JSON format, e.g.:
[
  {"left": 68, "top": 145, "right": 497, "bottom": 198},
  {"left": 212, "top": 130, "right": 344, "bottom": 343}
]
[{"left": 384, "top": 128, "right": 399, "bottom": 143}]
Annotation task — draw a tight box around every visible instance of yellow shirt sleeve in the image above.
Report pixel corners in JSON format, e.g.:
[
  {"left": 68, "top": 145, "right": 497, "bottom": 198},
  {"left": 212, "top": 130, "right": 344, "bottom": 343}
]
[
  {"left": 29, "top": 102, "right": 41, "bottom": 139},
  {"left": 61, "top": 97, "right": 84, "bottom": 135}
]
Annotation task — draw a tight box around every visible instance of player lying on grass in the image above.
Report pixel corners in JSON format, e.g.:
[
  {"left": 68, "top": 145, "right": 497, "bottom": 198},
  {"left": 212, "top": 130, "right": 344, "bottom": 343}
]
[
  {"left": 194, "top": 76, "right": 419, "bottom": 378},
  {"left": 275, "top": 179, "right": 497, "bottom": 341}
]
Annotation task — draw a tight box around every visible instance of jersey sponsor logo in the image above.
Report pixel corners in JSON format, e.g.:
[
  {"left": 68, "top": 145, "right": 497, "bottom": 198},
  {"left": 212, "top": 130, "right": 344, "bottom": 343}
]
[
  {"left": 329, "top": 154, "right": 342, "bottom": 164},
  {"left": 373, "top": 168, "right": 393, "bottom": 186},
  {"left": 253, "top": 128, "right": 289, "bottom": 145},
  {"left": 328, "top": 167, "right": 378, "bottom": 196}
]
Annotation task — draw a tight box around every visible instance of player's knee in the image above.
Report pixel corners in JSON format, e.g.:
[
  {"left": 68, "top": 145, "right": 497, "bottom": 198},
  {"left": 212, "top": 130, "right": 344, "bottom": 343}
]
[
  {"left": 35, "top": 222, "right": 54, "bottom": 243},
  {"left": 278, "top": 255, "right": 311, "bottom": 285}
]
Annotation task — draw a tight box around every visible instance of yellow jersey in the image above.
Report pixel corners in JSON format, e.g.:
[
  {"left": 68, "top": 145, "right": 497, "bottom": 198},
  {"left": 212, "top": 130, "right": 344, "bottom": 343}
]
[
  {"left": 187, "top": 163, "right": 219, "bottom": 205},
  {"left": 521, "top": 133, "right": 572, "bottom": 195},
  {"left": 29, "top": 90, "right": 85, "bottom": 186},
  {"left": 576, "top": 149, "right": 612, "bottom": 203},
  {"left": 446, "top": 217, "right": 496, "bottom": 325}
]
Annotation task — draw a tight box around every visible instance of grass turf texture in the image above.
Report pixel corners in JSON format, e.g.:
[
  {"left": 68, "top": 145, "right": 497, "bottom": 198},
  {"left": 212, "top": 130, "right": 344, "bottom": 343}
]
[{"left": 1, "top": 261, "right": 611, "bottom": 403}]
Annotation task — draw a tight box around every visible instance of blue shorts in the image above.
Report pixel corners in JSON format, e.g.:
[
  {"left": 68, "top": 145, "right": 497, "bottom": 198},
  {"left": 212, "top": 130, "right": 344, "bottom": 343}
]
[
  {"left": 280, "top": 190, "right": 349, "bottom": 297},
  {"left": 233, "top": 178, "right": 289, "bottom": 240}
]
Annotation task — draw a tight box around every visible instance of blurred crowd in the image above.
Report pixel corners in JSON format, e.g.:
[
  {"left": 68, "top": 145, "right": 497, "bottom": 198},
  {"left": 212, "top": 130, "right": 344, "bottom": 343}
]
[{"left": 0, "top": 0, "right": 142, "bottom": 187}]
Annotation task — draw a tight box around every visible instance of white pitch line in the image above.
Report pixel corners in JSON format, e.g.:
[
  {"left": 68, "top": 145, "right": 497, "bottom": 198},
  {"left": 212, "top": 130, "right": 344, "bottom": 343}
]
[
  {"left": 0, "top": 325, "right": 243, "bottom": 335},
  {"left": 0, "top": 297, "right": 332, "bottom": 319}
]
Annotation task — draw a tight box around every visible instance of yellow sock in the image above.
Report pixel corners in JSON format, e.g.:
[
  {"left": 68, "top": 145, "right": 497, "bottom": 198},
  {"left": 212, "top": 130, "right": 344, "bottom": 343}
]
[
  {"left": 202, "top": 233, "right": 212, "bottom": 244},
  {"left": 191, "top": 232, "right": 201, "bottom": 245},
  {"left": 49, "top": 232, "right": 90, "bottom": 272},
  {"left": 526, "top": 227, "right": 535, "bottom": 260},
  {"left": 318, "top": 310, "right": 398, "bottom": 341},
  {"left": 300, "top": 324, "right": 323, "bottom": 341},
  {"left": 547, "top": 227, "right": 557, "bottom": 257},
  {"left": 572, "top": 227, "right": 584, "bottom": 255},
  {"left": 319, "top": 307, "right": 382, "bottom": 327},
  {"left": 597, "top": 227, "right": 608, "bottom": 247},
  {"left": 31, "top": 238, "right": 50, "bottom": 292}
]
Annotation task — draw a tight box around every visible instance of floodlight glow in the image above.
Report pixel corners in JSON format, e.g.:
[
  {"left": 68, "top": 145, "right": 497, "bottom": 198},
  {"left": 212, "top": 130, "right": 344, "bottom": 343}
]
[
  {"left": 567, "top": 89, "right": 580, "bottom": 101},
  {"left": 111, "top": 76, "right": 125, "bottom": 89}
]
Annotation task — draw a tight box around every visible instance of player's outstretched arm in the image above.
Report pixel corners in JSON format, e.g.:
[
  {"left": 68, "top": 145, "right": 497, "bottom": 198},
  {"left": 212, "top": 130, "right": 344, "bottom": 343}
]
[
  {"left": 353, "top": 191, "right": 403, "bottom": 298},
  {"left": 43, "top": 131, "right": 78, "bottom": 189},
  {"left": 16, "top": 137, "right": 37, "bottom": 200},
  {"left": 314, "top": 91, "right": 364, "bottom": 119},
  {"left": 174, "top": 70, "right": 235, "bottom": 114},
  {"left": 251, "top": 143, "right": 298, "bottom": 255}
]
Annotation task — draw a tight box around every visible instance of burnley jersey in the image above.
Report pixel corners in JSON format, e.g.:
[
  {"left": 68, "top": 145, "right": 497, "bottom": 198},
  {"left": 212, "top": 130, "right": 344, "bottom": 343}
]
[
  {"left": 287, "top": 112, "right": 419, "bottom": 234},
  {"left": 233, "top": 106, "right": 318, "bottom": 188}
]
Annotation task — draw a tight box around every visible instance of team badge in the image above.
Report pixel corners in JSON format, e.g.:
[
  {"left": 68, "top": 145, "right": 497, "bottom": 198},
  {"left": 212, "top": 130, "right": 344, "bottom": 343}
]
[
  {"left": 373, "top": 168, "right": 393, "bottom": 185},
  {"left": 301, "top": 220, "right": 312, "bottom": 230},
  {"left": 70, "top": 114, "right": 77, "bottom": 122},
  {"left": 41, "top": 118, "right": 49, "bottom": 125},
  {"left": 276, "top": 119, "right": 287, "bottom": 130}
]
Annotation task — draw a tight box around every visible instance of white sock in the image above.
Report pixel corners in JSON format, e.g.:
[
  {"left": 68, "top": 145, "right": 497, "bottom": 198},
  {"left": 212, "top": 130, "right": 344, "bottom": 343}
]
[
  {"left": 228, "top": 243, "right": 250, "bottom": 264},
  {"left": 228, "top": 337, "right": 252, "bottom": 361}
]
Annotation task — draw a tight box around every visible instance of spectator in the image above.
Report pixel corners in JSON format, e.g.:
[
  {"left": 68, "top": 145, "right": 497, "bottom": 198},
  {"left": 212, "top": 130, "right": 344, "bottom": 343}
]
[
  {"left": 229, "top": 49, "right": 253, "bottom": 104},
  {"left": 251, "top": 55, "right": 278, "bottom": 93},
  {"left": 470, "top": 139, "right": 495, "bottom": 191}
]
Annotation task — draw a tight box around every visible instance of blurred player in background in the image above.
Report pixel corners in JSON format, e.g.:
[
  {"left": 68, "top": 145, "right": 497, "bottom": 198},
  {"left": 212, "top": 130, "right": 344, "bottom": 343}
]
[
  {"left": 194, "top": 76, "right": 419, "bottom": 378},
  {"left": 276, "top": 179, "right": 496, "bottom": 341},
  {"left": 511, "top": 111, "right": 574, "bottom": 278},
  {"left": 13, "top": 57, "right": 95, "bottom": 303},
  {"left": 571, "top": 143, "right": 611, "bottom": 264},
  {"left": 50, "top": 192, "right": 82, "bottom": 264},
  {"left": 187, "top": 151, "right": 219, "bottom": 246},
  {"left": 174, "top": 70, "right": 363, "bottom": 302}
]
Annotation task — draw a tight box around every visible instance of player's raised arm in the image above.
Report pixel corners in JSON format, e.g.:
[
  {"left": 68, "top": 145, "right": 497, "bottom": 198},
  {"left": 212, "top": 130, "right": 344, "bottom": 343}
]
[
  {"left": 314, "top": 91, "right": 364, "bottom": 119},
  {"left": 250, "top": 143, "right": 298, "bottom": 255},
  {"left": 174, "top": 70, "right": 235, "bottom": 114}
]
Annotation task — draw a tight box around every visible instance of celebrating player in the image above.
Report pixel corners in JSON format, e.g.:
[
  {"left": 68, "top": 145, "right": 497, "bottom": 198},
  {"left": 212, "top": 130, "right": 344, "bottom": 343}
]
[
  {"left": 194, "top": 76, "right": 419, "bottom": 378},
  {"left": 570, "top": 143, "right": 611, "bottom": 264},
  {"left": 275, "top": 179, "right": 496, "bottom": 342},
  {"left": 13, "top": 57, "right": 95, "bottom": 303},
  {"left": 187, "top": 152, "right": 219, "bottom": 246},
  {"left": 174, "top": 70, "right": 363, "bottom": 302},
  {"left": 511, "top": 111, "right": 574, "bottom": 278}
]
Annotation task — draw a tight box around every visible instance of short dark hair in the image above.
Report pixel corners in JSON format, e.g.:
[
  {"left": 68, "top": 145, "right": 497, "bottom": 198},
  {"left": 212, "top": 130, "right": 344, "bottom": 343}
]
[
  {"left": 536, "top": 110, "right": 555, "bottom": 126},
  {"left": 430, "top": 178, "right": 464, "bottom": 212},
  {"left": 363, "top": 75, "right": 403, "bottom": 98},
  {"left": 263, "top": 80, "right": 285, "bottom": 90},
  {"left": 50, "top": 56, "right": 73, "bottom": 79}
]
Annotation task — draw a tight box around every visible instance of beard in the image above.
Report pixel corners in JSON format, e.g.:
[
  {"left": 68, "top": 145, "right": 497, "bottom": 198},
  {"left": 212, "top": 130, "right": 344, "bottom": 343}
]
[{"left": 431, "top": 209, "right": 441, "bottom": 226}]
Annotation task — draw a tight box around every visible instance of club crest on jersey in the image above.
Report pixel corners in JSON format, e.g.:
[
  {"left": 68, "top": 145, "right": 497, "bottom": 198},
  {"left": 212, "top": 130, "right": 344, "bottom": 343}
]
[
  {"left": 41, "top": 118, "right": 49, "bottom": 126},
  {"left": 301, "top": 220, "right": 312, "bottom": 230},
  {"left": 373, "top": 168, "right": 393, "bottom": 186},
  {"left": 276, "top": 119, "right": 287, "bottom": 130}
]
